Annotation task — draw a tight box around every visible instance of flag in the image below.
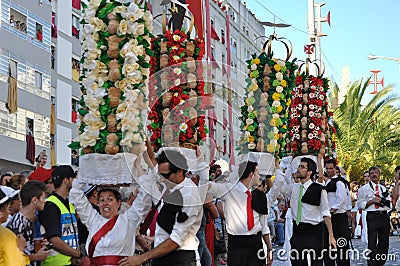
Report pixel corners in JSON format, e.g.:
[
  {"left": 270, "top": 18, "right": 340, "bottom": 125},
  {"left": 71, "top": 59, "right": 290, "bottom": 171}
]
[
  {"left": 211, "top": 26, "right": 220, "bottom": 41},
  {"left": 72, "top": 0, "right": 81, "bottom": 10},
  {"left": 51, "top": 12, "right": 57, "bottom": 38},
  {"left": 304, "top": 44, "right": 314, "bottom": 55},
  {"left": 187, "top": 0, "right": 204, "bottom": 39}
]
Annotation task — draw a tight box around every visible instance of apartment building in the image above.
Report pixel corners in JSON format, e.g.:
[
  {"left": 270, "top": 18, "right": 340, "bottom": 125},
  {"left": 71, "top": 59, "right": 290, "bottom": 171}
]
[{"left": 0, "top": 0, "right": 52, "bottom": 172}]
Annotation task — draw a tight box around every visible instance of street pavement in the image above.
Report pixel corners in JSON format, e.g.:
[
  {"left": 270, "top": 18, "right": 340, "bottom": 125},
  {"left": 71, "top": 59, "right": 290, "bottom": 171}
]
[
  {"left": 272, "top": 236, "right": 400, "bottom": 266},
  {"left": 215, "top": 236, "right": 400, "bottom": 265}
]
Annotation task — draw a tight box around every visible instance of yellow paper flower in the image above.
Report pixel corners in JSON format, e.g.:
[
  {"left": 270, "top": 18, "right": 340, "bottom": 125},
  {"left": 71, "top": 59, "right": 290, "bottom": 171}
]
[
  {"left": 277, "top": 106, "right": 283, "bottom": 113},
  {"left": 250, "top": 72, "right": 253, "bottom": 78},
  {"left": 272, "top": 92, "right": 280, "bottom": 101},
  {"left": 286, "top": 98, "right": 291, "bottom": 106},
  {"left": 281, "top": 79, "right": 287, "bottom": 87},
  {"left": 248, "top": 135, "right": 255, "bottom": 142},
  {"left": 274, "top": 64, "right": 281, "bottom": 72},
  {"left": 270, "top": 119, "right": 277, "bottom": 127},
  {"left": 253, "top": 58, "right": 260, "bottom": 65},
  {"left": 267, "top": 144, "right": 275, "bottom": 153},
  {"left": 275, "top": 134, "right": 280, "bottom": 140},
  {"left": 249, "top": 82, "right": 258, "bottom": 91},
  {"left": 173, "top": 35, "right": 181, "bottom": 41}
]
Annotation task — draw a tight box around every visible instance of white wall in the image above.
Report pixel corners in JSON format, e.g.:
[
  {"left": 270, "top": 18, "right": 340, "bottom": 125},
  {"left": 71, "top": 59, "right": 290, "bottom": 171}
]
[
  {"left": 56, "top": 37, "right": 72, "bottom": 79},
  {"left": 56, "top": 125, "right": 72, "bottom": 165},
  {"left": 56, "top": 79, "right": 72, "bottom": 122},
  {"left": 57, "top": 0, "right": 72, "bottom": 35}
]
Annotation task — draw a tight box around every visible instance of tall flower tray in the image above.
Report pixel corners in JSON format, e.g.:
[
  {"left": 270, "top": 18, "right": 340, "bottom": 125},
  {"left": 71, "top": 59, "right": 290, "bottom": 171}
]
[
  {"left": 238, "top": 34, "right": 298, "bottom": 162},
  {"left": 69, "top": 0, "right": 153, "bottom": 185},
  {"left": 147, "top": 10, "right": 207, "bottom": 153}
]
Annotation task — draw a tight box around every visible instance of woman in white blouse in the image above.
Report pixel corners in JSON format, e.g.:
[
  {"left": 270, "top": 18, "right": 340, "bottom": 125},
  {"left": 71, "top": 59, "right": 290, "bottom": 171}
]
[{"left": 69, "top": 155, "right": 155, "bottom": 265}]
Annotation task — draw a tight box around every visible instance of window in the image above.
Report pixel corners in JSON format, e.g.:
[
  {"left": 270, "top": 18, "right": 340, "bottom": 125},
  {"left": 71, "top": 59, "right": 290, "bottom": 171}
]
[
  {"left": 35, "top": 71, "right": 42, "bottom": 89},
  {"left": 211, "top": 46, "right": 215, "bottom": 57},
  {"left": 72, "top": 58, "right": 80, "bottom": 82},
  {"left": 230, "top": 37, "right": 237, "bottom": 57},
  {"left": 221, "top": 29, "right": 225, "bottom": 44},
  {"left": 211, "top": 19, "right": 214, "bottom": 27},
  {"left": 36, "top": 23, "right": 43, "bottom": 42},
  {"left": 230, "top": 10, "right": 237, "bottom": 22},
  {"left": 51, "top": 46, "right": 55, "bottom": 69},
  {"left": 72, "top": 15, "right": 80, "bottom": 38},
  {"left": 72, "top": 99, "right": 78, "bottom": 123},
  {"left": 26, "top": 118, "right": 33, "bottom": 135},
  {"left": 9, "top": 9, "right": 27, "bottom": 33},
  {"left": 222, "top": 53, "right": 225, "bottom": 64}
]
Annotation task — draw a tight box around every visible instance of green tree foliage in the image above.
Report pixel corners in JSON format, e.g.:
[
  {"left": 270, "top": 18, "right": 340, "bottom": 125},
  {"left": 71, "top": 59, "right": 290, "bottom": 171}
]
[{"left": 329, "top": 79, "right": 400, "bottom": 182}]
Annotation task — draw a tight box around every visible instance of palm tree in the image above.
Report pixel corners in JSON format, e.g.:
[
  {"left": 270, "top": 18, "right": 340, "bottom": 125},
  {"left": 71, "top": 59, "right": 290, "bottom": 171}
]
[{"left": 329, "top": 79, "right": 400, "bottom": 181}]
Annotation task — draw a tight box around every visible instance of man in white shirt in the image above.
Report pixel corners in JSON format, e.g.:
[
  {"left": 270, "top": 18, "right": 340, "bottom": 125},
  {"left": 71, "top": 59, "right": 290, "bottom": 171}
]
[
  {"left": 207, "top": 160, "right": 285, "bottom": 266},
  {"left": 357, "top": 166, "right": 391, "bottom": 266},
  {"left": 119, "top": 150, "right": 203, "bottom": 266},
  {"left": 289, "top": 157, "right": 336, "bottom": 266},
  {"left": 323, "top": 159, "right": 351, "bottom": 266}
]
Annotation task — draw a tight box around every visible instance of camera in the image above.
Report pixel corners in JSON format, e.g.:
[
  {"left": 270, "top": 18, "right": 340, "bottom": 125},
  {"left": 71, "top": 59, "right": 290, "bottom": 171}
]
[
  {"left": 378, "top": 191, "right": 391, "bottom": 208},
  {"left": 45, "top": 243, "right": 53, "bottom": 250}
]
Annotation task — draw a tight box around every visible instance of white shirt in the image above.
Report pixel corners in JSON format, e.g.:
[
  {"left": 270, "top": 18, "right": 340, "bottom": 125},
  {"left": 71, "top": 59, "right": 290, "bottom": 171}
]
[
  {"left": 154, "top": 178, "right": 203, "bottom": 251},
  {"left": 290, "top": 179, "right": 331, "bottom": 225},
  {"left": 208, "top": 169, "right": 285, "bottom": 235},
  {"left": 326, "top": 177, "right": 348, "bottom": 214},
  {"left": 69, "top": 174, "right": 155, "bottom": 257},
  {"left": 357, "top": 182, "right": 391, "bottom": 212}
]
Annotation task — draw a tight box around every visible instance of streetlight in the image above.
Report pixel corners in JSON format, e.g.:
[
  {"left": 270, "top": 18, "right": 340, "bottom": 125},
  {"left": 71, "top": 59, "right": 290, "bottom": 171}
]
[{"left": 368, "top": 54, "right": 400, "bottom": 82}]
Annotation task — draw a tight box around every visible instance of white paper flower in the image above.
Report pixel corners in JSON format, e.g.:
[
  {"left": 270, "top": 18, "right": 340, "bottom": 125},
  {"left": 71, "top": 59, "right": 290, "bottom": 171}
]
[
  {"left": 309, "top": 123, "right": 315, "bottom": 129},
  {"left": 246, "top": 118, "right": 254, "bottom": 125},
  {"left": 276, "top": 86, "right": 283, "bottom": 93},
  {"left": 275, "top": 72, "right": 283, "bottom": 81},
  {"left": 174, "top": 68, "right": 182, "bottom": 75},
  {"left": 248, "top": 143, "right": 256, "bottom": 149},
  {"left": 251, "top": 64, "right": 257, "bottom": 71},
  {"left": 179, "top": 123, "right": 188, "bottom": 131},
  {"left": 272, "top": 100, "right": 281, "bottom": 107}
]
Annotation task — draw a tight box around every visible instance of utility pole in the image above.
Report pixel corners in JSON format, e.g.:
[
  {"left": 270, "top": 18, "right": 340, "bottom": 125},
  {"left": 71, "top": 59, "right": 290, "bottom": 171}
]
[{"left": 307, "top": 0, "right": 317, "bottom": 75}]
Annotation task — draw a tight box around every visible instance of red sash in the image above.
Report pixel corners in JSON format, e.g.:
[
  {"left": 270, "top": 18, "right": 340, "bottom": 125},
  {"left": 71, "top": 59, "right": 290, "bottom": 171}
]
[{"left": 88, "top": 215, "right": 119, "bottom": 258}]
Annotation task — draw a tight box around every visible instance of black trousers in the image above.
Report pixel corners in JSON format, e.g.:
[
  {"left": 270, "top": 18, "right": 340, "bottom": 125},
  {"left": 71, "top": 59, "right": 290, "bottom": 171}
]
[
  {"left": 227, "top": 232, "right": 265, "bottom": 266},
  {"left": 290, "top": 221, "right": 325, "bottom": 266},
  {"left": 152, "top": 250, "right": 196, "bottom": 266},
  {"left": 324, "top": 212, "right": 351, "bottom": 266},
  {"left": 366, "top": 211, "right": 390, "bottom": 266}
]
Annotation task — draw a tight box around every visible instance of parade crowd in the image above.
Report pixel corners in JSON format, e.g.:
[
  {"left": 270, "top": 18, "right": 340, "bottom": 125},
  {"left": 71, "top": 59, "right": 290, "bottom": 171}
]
[{"left": 1, "top": 149, "right": 400, "bottom": 266}]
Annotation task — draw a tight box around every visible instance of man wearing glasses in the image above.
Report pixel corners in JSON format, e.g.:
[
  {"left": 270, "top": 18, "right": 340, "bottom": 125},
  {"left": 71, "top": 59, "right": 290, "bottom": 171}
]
[
  {"left": 119, "top": 149, "right": 203, "bottom": 266},
  {"left": 288, "top": 157, "right": 336, "bottom": 266}
]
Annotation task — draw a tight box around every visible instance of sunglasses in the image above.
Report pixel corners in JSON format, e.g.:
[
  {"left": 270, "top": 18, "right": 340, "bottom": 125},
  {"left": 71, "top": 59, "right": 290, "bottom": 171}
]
[{"left": 158, "top": 171, "right": 173, "bottom": 179}]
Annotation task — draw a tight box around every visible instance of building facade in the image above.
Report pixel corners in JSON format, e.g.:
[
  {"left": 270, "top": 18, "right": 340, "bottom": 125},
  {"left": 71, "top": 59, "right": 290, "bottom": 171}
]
[{"left": 0, "top": 0, "right": 52, "bottom": 173}]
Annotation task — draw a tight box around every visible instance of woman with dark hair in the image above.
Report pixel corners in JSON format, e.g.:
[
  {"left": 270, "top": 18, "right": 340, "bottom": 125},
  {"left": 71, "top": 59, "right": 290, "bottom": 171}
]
[{"left": 69, "top": 155, "right": 156, "bottom": 265}]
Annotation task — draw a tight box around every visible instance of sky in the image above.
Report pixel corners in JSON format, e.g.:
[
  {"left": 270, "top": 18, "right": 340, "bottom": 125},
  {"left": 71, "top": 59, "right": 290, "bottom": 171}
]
[{"left": 244, "top": 0, "right": 399, "bottom": 103}]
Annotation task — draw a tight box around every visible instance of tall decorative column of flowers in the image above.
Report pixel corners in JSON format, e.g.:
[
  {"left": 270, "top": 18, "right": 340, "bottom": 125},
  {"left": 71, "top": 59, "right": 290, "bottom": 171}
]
[
  {"left": 69, "top": 0, "right": 153, "bottom": 184},
  {"left": 288, "top": 72, "right": 336, "bottom": 158},
  {"left": 239, "top": 36, "right": 297, "bottom": 166},
  {"left": 147, "top": 27, "right": 207, "bottom": 152}
]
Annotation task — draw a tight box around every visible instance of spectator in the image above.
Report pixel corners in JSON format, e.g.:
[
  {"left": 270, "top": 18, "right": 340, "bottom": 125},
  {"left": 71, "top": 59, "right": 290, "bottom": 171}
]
[
  {"left": 36, "top": 28, "right": 43, "bottom": 42},
  {"left": 8, "top": 174, "right": 27, "bottom": 190},
  {"left": 16, "top": 20, "right": 20, "bottom": 30},
  {"left": 0, "top": 186, "right": 30, "bottom": 265},
  {"left": 274, "top": 200, "right": 286, "bottom": 246},
  {"left": 7, "top": 181, "right": 50, "bottom": 264},
  {"left": 1, "top": 172, "right": 13, "bottom": 186},
  {"left": 20, "top": 23, "right": 27, "bottom": 33},
  {"left": 390, "top": 216, "right": 400, "bottom": 236},
  {"left": 1, "top": 186, "right": 20, "bottom": 227},
  {"left": 10, "top": 15, "right": 15, "bottom": 27},
  {"left": 38, "top": 165, "right": 83, "bottom": 265}
]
